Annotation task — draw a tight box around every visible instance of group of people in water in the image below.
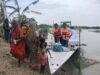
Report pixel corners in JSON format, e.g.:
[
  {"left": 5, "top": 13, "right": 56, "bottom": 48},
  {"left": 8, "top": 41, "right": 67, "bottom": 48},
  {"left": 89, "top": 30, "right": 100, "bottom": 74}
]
[{"left": 2, "top": 18, "right": 72, "bottom": 74}]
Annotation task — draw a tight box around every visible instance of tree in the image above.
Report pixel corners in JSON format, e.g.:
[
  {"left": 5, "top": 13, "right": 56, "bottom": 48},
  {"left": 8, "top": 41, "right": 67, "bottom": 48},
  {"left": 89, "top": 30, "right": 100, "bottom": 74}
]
[
  {"left": 1, "top": 0, "right": 41, "bottom": 19},
  {"left": 39, "top": 24, "right": 52, "bottom": 38},
  {"left": 28, "top": 18, "right": 37, "bottom": 31}
]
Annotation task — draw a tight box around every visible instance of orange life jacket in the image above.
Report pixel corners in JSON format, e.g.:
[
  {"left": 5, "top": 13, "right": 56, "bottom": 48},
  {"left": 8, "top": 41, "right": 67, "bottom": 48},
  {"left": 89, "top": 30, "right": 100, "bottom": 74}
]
[
  {"left": 53, "top": 28, "right": 61, "bottom": 38},
  {"left": 61, "top": 28, "right": 71, "bottom": 40}
]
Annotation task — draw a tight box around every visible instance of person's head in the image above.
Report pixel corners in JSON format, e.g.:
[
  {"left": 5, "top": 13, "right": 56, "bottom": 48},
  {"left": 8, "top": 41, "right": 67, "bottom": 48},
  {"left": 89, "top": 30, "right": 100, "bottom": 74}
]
[
  {"left": 54, "top": 23, "right": 59, "bottom": 28},
  {"left": 44, "top": 42, "right": 47, "bottom": 48},
  {"left": 11, "top": 20, "right": 18, "bottom": 28},
  {"left": 21, "top": 25, "right": 28, "bottom": 30},
  {"left": 39, "top": 29, "right": 44, "bottom": 37},
  {"left": 62, "top": 23, "right": 67, "bottom": 28},
  {"left": 11, "top": 20, "right": 16, "bottom": 25},
  {"left": 21, "top": 20, "right": 29, "bottom": 31},
  {"left": 4, "top": 18, "right": 9, "bottom": 24}
]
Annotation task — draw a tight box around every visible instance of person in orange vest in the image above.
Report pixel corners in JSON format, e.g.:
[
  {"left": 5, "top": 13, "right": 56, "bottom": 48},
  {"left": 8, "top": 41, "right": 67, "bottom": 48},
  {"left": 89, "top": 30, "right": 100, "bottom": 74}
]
[
  {"left": 53, "top": 23, "right": 61, "bottom": 43},
  {"left": 61, "top": 23, "right": 72, "bottom": 47}
]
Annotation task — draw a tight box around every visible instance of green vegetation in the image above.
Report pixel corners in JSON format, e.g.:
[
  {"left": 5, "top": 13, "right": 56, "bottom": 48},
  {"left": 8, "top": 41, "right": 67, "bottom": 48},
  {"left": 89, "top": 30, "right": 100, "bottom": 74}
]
[
  {"left": 71, "top": 26, "right": 100, "bottom": 29},
  {"left": 38, "top": 24, "right": 52, "bottom": 38},
  {"left": 38, "top": 24, "right": 52, "bottom": 29},
  {"left": 0, "top": 0, "right": 41, "bottom": 25},
  {"left": 91, "top": 29, "right": 100, "bottom": 33}
]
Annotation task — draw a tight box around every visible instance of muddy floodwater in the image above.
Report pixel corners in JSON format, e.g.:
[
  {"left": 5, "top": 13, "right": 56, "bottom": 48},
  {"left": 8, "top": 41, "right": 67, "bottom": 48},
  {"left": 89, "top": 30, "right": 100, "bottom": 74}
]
[{"left": 81, "top": 29, "right": 100, "bottom": 75}]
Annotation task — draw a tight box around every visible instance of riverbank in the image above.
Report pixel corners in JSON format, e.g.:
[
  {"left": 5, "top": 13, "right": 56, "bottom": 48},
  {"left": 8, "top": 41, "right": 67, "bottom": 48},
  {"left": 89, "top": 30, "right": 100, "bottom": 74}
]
[
  {"left": 0, "top": 37, "right": 99, "bottom": 75},
  {"left": 0, "top": 38, "right": 42, "bottom": 75},
  {"left": 88, "top": 29, "right": 100, "bottom": 33},
  {"left": 82, "top": 63, "right": 100, "bottom": 75}
]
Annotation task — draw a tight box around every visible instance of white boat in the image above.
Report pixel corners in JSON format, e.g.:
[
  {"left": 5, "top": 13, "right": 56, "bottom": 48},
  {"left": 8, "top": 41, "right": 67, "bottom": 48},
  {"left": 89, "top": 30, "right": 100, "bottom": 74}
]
[{"left": 46, "top": 29, "right": 80, "bottom": 75}]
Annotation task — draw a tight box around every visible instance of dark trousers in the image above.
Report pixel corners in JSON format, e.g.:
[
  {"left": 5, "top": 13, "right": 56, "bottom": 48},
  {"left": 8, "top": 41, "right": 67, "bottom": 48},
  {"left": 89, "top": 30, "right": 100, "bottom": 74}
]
[
  {"left": 54, "top": 37, "right": 60, "bottom": 43},
  {"left": 40, "top": 65, "right": 45, "bottom": 73},
  {"left": 61, "top": 39, "right": 69, "bottom": 47},
  {"left": 25, "top": 46, "right": 30, "bottom": 58},
  {"left": 4, "top": 30, "right": 10, "bottom": 42}
]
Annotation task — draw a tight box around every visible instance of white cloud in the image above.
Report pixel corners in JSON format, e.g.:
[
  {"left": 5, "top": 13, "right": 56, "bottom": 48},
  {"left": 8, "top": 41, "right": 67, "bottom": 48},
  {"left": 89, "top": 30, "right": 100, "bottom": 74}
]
[
  {"left": 7, "top": 0, "right": 100, "bottom": 26},
  {"left": 34, "top": 0, "right": 100, "bottom": 26},
  {"left": 40, "top": 0, "right": 68, "bottom": 5}
]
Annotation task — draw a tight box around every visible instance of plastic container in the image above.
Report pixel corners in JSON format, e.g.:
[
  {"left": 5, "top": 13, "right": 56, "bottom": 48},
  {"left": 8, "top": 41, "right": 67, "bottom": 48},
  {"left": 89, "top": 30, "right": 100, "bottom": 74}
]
[{"left": 53, "top": 43, "right": 63, "bottom": 52}]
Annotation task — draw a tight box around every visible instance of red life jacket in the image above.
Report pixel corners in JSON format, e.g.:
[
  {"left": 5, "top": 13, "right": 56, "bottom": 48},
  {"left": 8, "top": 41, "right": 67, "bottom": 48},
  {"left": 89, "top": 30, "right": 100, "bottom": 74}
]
[
  {"left": 10, "top": 23, "right": 25, "bottom": 60},
  {"left": 53, "top": 28, "right": 61, "bottom": 38}
]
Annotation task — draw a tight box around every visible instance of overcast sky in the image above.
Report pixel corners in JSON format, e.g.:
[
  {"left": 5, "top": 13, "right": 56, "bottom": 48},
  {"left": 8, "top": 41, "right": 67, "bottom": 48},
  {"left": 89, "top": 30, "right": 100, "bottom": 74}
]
[{"left": 7, "top": 0, "right": 100, "bottom": 26}]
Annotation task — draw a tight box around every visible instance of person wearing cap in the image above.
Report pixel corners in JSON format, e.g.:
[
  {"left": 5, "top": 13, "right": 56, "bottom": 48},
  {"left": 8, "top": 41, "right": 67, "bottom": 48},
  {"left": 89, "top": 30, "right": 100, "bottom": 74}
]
[
  {"left": 61, "top": 23, "right": 72, "bottom": 47},
  {"left": 53, "top": 23, "right": 61, "bottom": 43}
]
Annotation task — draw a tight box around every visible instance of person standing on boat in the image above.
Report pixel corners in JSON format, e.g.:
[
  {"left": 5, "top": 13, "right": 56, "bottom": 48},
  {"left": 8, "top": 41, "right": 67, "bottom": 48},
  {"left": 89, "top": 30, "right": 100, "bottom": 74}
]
[
  {"left": 61, "top": 23, "right": 72, "bottom": 47},
  {"left": 53, "top": 23, "right": 61, "bottom": 43}
]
